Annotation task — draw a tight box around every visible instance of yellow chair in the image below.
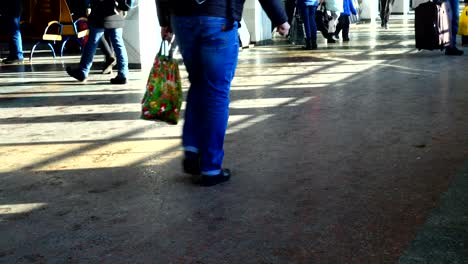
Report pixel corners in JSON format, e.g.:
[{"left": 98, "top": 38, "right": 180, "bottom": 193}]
[{"left": 29, "top": 0, "right": 88, "bottom": 61}]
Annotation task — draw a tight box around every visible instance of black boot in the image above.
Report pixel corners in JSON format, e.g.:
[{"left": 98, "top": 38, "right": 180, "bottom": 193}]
[
  {"left": 327, "top": 33, "right": 336, "bottom": 43},
  {"left": 303, "top": 38, "right": 312, "bottom": 50},
  {"left": 310, "top": 39, "right": 318, "bottom": 50}
]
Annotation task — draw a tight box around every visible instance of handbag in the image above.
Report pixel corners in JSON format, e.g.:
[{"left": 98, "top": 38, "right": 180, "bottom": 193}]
[
  {"left": 458, "top": 6, "right": 468, "bottom": 36},
  {"left": 289, "top": 7, "right": 305, "bottom": 45},
  {"left": 140, "top": 40, "right": 183, "bottom": 125},
  {"left": 315, "top": 3, "right": 332, "bottom": 33}
]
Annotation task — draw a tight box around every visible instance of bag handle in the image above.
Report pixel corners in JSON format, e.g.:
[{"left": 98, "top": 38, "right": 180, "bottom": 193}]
[
  {"left": 318, "top": 2, "right": 327, "bottom": 12},
  {"left": 158, "top": 35, "right": 176, "bottom": 59}
]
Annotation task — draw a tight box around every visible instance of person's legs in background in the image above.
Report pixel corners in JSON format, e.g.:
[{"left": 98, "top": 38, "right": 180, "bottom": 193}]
[
  {"left": 445, "top": 0, "right": 464, "bottom": 55},
  {"left": 335, "top": 15, "right": 343, "bottom": 39},
  {"left": 301, "top": 5, "right": 318, "bottom": 49},
  {"left": 379, "top": 0, "right": 386, "bottom": 28},
  {"left": 66, "top": 27, "right": 105, "bottom": 82},
  {"left": 338, "top": 15, "right": 350, "bottom": 41},
  {"left": 380, "top": 0, "right": 393, "bottom": 29},
  {"left": 99, "top": 31, "right": 116, "bottom": 74},
  {"left": 383, "top": 0, "right": 395, "bottom": 29},
  {"left": 107, "top": 28, "right": 129, "bottom": 83},
  {"left": 3, "top": 15, "right": 23, "bottom": 64}
]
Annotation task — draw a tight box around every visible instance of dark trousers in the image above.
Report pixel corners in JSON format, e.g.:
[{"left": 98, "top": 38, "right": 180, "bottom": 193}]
[
  {"left": 301, "top": 5, "right": 317, "bottom": 41},
  {"left": 335, "top": 15, "right": 350, "bottom": 39},
  {"left": 379, "top": 0, "right": 395, "bottom": 24}
]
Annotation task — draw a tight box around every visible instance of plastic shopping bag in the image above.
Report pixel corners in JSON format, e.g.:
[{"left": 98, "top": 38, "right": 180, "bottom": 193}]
[{"left": 141, "top": 40, "right": 182, "bottom": 125}]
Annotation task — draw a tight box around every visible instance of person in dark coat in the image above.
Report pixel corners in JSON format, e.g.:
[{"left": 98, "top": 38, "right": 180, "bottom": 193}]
[
  {"left": 155, "top": 0, "right": 289, "bottom": 186},
  {"left": 334, "top": 0, "right": 357, "bottom": 41},
  {"left": 66, "top": 0, "right": 129, "bottom": 84},
  {"left": 1, "top": 1, "right": 24, "bottom": 64}
]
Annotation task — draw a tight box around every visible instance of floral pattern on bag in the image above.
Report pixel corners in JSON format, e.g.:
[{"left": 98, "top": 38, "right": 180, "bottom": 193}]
[{"left": 141, "top": 54, "right": 182, "bottom": 125}]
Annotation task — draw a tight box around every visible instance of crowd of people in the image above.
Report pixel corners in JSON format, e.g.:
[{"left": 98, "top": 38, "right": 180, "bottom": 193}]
[{"left": 289, "top": 0, "right": 464, "bottom": 55}]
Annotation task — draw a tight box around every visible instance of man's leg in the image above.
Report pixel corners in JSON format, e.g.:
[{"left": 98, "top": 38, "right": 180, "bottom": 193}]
[
  {"left": 3, "top": 15, "right": 23, "bottom": 63},
  {"left": 384, "top": 0, "right": 395, "bottom": 26},
  {"left": 197, "top": 17, "right": 239, "bottom": 176},
  {"left": 342, "top": 15, "right": 351, "bottom": 40},
  {"left": 379, "top": 0, "right": 386, "bottom": 27},
  {"left": 172, "top": 16, "right": 204, "bottom": 173},
  {"left": 449, "top": 0, "right": 459, "bottom": 47},
  {"left": 79, "top": 27, "right": 105, "bottom": 77},
  {"left": 107, "top": 28, "right": 129, "bottom": 81},
  {"left": 445, "top": 0, "right": 464, "bottom": 55}
]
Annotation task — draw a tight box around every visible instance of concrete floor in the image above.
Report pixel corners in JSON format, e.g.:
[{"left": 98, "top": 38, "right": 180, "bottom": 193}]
[{"left": 1, "top": 18, "right": 468, "bottom": 263}]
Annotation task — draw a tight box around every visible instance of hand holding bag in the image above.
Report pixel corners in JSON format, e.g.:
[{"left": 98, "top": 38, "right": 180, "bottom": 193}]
[{"left": 141, "top": 40, "right": 183, "bottom": 125}]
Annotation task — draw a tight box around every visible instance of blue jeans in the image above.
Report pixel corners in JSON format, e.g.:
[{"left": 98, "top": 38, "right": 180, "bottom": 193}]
[
  {"left": 301, "top": 5, "right": 318, "bottom": 41},
  {"left": 448, "top": 0, "right": 459, "bottom": 47},
  {"left": 6, "top": 15, "right": 23, "bottom": 60},
  {"left": 171, "top": 16, "right": 239, "bottom": 176},
  {"left": 79, "top": 27, "right": 128, "bottom": 78}
]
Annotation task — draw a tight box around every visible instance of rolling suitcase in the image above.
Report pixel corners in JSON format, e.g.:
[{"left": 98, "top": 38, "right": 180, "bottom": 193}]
[{"left": 414, "top": 1, "right": 451, "bottom": 51}]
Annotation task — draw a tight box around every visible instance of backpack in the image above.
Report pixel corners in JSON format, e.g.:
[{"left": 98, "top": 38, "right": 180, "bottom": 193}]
[{"left": 116, "top": 0, "right": 137, "bottom": 11}]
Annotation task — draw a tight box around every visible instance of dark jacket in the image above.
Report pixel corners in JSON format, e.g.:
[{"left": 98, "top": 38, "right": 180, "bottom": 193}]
[
  {"left": 155, "top": 0, "right": 287, "bottom": 28},
  {"left": 88, "top": 0, "right": 126, "bottom": 29},
  {"left": 1, "top": 1, "right": 23, "bottom": 17}
]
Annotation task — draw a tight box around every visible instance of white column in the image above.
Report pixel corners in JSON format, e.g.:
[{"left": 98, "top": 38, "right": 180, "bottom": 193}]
[
  {"left": 243, "top": 0, "right": 272, "bottom": 43},
  {"left": 360, "top": 0, "right": 379, "bottom": 21},
  {"left": 392, "top": 0, "right": 411, "bottom": 14},
  {"left": 123, "top": 1, "right": 161, "bottom": 72}
]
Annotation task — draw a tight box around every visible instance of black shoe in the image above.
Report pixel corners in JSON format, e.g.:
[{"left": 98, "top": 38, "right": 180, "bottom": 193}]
[
  {"left": 343, "top": 38, "right": 350, "bottom": 42},
  {"left": 445, "top": 47, "right": 464, "bottom": 56},
  {"left": 2, "top": 57, "right": 23, "bottom": 64},
  {"left": 110, "top": 76, "right": 127, "bottom": 84},
  {"left": 193, "top": 169, "right": 231, "bottom": 187},
  {"left": 66, "top": 67, "right": 87, "bottom": 82},
  {"left": 327, "top": 37, "right": 336, "bottom": 44},
  {"left": 102, "top": 57, "right": 116, "bottom": 74},
  {"left": 183, "top": 158, "right": 200, "bottom": 175}
]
